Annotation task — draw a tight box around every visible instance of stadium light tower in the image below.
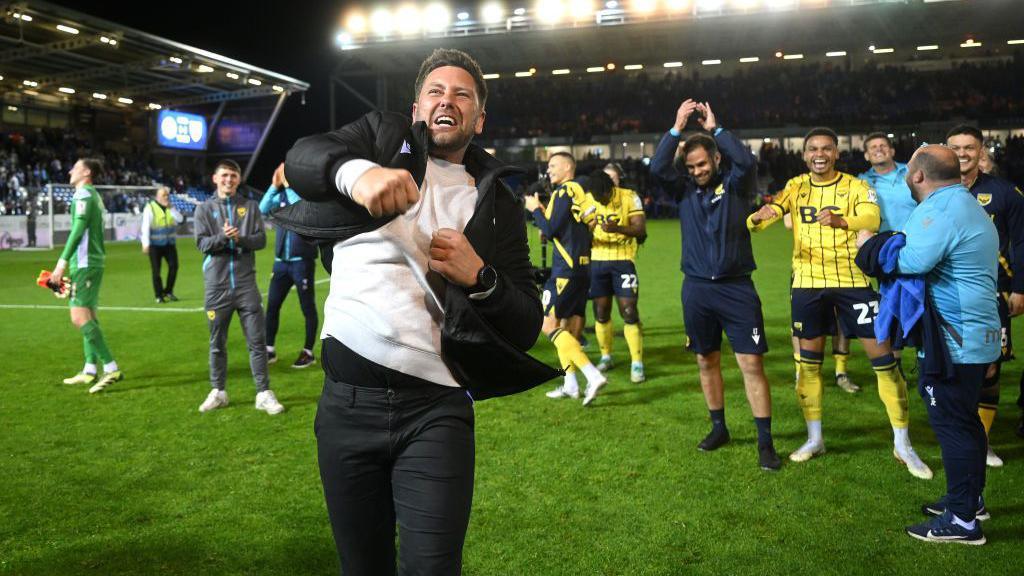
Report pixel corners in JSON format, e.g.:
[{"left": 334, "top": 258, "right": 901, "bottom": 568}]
[
  {"left": 423, "top": 3, "right": 452, "bottom": 32},
  {"left": 570, "top": 0, "right": 595, "bottom": 20},
  {"left": 395, "top": 4, "right": 422, "bottom": 36},
  {"left": 537, "top": 0, "right": 566, "bottom": 24},
  {"left": 481, "top": 2, "right": 505, "bottom": 23},
  {"left": 370, "top": 7, "right": 394, "bottom": 37},
  {"left": 634, "top": 0, "right": 658, "bottom": 14}
]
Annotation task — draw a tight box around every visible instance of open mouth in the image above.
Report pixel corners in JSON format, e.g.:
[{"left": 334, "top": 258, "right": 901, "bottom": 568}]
[
  {"left": 812, "top": 159, "right": 829, "bottom": 170},
  {"left": 433, "top": 115, "right": 457, "bottom": 127}
]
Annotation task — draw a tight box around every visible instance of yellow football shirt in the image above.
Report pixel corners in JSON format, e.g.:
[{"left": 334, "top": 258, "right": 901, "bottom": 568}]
[
  {"left": 587, "top": 186, "right": 645, "bottom": 262},
  {"left": 749, "top": 172, "right": 880, "bottom": 288}
]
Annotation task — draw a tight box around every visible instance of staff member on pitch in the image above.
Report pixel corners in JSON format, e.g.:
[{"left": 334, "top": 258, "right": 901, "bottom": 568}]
[
  {"left": 141, "top": 186, "right": 183, "bottom": 303},
  {"left": 650, "top": 99, "right": 781, "bottom": 471},
  {"left": 194, "top": 159, "right": 284, "bottom": 415},
  {"left": 259, "top": 162, "right": 318, "bottom": 369},
  {"left": 277, "top": 48, "right": 551, "bottom": 574}
]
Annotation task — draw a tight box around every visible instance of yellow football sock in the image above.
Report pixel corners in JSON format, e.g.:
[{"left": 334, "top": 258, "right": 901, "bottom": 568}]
[
  {"left": 595, "top": 320, "right": 614, "bottom": 357},
  {"left": 623, "top": 323, "right": 643, "bottom": 364},
  {"left": 796, "top": 351, "right": 824, "bottom": 421},
  {"left": 552, "top": 329, "right": 593, "bottom": 371},
  {"left": 834, "top": 352, "right": 848, "bottom": 376},
  {"left": 978, "top": 406, "right": 997, "bottom": 436},
  {"left": 873, "top": 355, "right": 909, "bottom": 429}
]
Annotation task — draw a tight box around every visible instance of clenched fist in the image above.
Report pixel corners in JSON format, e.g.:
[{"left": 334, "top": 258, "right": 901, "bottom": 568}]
[
  {"left": 351, "top": 167, "right": 421, "bottom": 218},
  {"left": 428, "top": 228, "right": 485, "bottom": 288}
]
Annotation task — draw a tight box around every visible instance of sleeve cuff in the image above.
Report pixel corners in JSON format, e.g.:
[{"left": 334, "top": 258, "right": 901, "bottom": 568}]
[
  {"left": 468, "top": 278, "right": 498, "bottom": 300},
  {"left": 714, "top": 127, "right": 724, "bottom": 136},
  {"left": 669, "top": 128, "right": 681, "bottom": 138},
  {"left": 334, "top": 159, "right": 380, "bottom": 198}
]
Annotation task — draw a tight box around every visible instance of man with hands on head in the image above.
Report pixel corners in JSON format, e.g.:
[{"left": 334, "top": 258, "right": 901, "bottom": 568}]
[
  {"left": 748, "top": 127, "right": 930, "bottom": 479},
  {"left": 650, "top": 99, "right": 781, "bottom": 470},
  {"left": 276, "top": 48, "right": 553, "bottom": 575}
]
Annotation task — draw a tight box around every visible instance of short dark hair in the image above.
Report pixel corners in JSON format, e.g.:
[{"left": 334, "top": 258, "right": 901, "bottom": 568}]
[
  {"left": 945, "top": 124, "right": 983, "bottom": 144},
  {"left": 79, "top": 157, "right": 103, "bottom": 179},
  {"left": 603, "top": 162, "right": 624, "bottom": 179},
  {"left": 863, "top": 132, "right": 892, "bottom": 150},
  {"left": 549, "top": 151, "right": 575, "bottom": 166},
  {"left": 682, "top": 134, "right": 718, "bottom": 159},
  {"left": 414, "top": 48, "right": 488, "bottom": 108},
  {"left": 804, "top": 127, "right": 839, "bottom": 147},
  {"left": 585, "top": 169, "right": 614, "bottom": 202},
  {"left": 914, "top": 149, "right": 961, "bottom": 182},
  {"left": 214, "top": 159, "right": 241, "bottom": 174}
]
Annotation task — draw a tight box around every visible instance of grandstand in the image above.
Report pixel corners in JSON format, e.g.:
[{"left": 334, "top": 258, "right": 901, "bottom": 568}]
[{"left": 0, "top": 0, "right": 307, "bottom": 249}]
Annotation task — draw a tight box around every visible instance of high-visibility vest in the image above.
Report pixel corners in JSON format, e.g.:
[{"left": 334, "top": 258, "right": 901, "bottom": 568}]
[{"left": 148, "top": 201, "right": 177, "bottom": 246}]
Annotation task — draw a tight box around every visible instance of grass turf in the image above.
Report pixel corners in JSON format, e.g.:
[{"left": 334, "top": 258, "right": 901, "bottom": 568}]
[{"left": 1, "top": 220, "right": 1022, "bottom": 575}]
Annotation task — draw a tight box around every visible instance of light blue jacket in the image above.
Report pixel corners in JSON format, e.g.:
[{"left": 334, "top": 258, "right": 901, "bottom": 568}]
[
  {"left": 897, "top": 183, "right": 1001, "bottom": 364},
  {"left": 859, "top": 163, "right": 917, "bottom": 232}
]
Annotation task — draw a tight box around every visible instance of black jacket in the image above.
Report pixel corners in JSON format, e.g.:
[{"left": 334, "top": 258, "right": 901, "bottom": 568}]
[{"left": 273, "top": 111, "right": 559, "bottom": 399}]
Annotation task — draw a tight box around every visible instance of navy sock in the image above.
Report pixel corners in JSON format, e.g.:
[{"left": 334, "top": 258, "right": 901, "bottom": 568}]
[
  {"left": 754, "top": 416, "right": 773, "bottom": 447},
  {"left": 710, "top": 408, "right": 726, "bottom": 431}
]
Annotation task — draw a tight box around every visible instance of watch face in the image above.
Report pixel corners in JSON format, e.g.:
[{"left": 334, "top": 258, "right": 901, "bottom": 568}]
[{"left": 480, "top": 265, "right": 497, "bottom": 288}]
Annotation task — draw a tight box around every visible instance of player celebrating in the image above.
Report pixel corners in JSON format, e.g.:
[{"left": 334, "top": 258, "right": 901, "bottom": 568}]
[
  {"left": 748, "top": 127, "right": 931, "bottom": 478},
  {"left": 650, "top": 100, "right": 781, "bottom": 470},
  {"left": 947, "top": 125, "right": 1024, "bottom": 468},
  {"left": 588, "top": 162, "right": 647, "bottom": 383},
  {"left": 53, "top": 158, "right": 123, "bottom": 393},
  {"left": 525, "top": 153, "right": 606, "bottom": 406}
]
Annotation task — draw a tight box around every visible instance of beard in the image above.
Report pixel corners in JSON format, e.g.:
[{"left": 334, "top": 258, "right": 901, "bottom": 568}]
[{"left": 427, "top": 125, "right": 475, "bottom": 156}]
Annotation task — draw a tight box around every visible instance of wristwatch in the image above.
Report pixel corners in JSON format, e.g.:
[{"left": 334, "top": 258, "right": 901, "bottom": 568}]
[{"left": 470, "top": 264, "right": 498, "bottom": 295}]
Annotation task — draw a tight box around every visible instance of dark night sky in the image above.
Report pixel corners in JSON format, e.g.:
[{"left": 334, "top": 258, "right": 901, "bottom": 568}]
[{"left": 72, "top": 0, "right": 350, "bottom": 186}]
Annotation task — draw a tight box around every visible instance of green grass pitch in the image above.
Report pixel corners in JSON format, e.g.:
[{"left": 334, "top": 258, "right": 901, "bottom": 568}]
[{"left": 1, "top": 220, "right": 1022, "bottom": 575}]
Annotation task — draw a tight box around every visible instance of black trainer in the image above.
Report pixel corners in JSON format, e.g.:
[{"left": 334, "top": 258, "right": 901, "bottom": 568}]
[
  {"left": 698, "top": 427, "right": 730, "bottom": 451},
  {"left": 291, "top": 350, "right": 316, "bottom": 369},
  {"left": 759, "top": 444, "right": 782, "bottom": 471},
  {"left": 164, "top": 293, "right": 179, "bottom": 302}
]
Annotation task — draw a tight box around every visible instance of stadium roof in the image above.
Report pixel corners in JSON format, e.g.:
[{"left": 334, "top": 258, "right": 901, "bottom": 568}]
[
  {"left": 0, "top": 0, "right": 309, "bottom": 112},
  {"left": 332, "top": 0, "right": 1021, "bottom": 76}
]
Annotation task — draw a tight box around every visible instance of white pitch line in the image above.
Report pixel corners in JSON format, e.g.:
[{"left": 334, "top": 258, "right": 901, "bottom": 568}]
[{"left": 0, "top": 278, "right": 332, "bottom": 314}]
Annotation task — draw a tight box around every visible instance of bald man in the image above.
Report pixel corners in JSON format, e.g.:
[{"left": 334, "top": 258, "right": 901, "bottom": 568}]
[{"left": 861, "top": 145, "right": 999, "bottom": 544}]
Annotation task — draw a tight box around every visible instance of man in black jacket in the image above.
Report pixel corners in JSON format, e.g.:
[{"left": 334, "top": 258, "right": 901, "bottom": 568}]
[{"left": 276, "top": 48, "right": 552, "bottom": 575}]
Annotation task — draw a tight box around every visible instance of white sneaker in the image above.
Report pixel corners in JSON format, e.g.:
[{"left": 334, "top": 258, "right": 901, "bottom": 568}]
[
  {"left": 630, "top": 362, "right": 645, "bottom": 383},
  {"left": 582, "top": 375, "right": 608, "bottom": 407},
  {"left": 789, "top": 439, "right": 826, "bottom": 462},
  {"left": 894, "top": 446, "right": 934, "bottom": 480},
  {"left": 545, "top": 385, "right": 580, "bottom": 399},
  {"left": 986, "top": 445, "right": 1004, "bottom": 468},
  {"left": 596, "top": 355, "right": 614, "bottom": 372},
  {"left": 255, "top": 390, "right": 285, "bottom": 415},
  {"left": 199, "top": 389, "right": 229, "bottom": 413}
]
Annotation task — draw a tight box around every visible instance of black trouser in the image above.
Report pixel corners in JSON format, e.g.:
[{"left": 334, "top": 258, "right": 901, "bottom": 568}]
[
  {"left": 315, "top": 338, "right": 475, "bottom": 576},
  {"left": 265, "top": 259, "right": 318, "bottom": 350},
  {"left": 918, "top": 363, "right": 987, "bottom": 521},
  {"left": 148, "top": 243, "right": 178, "bottom": 298}
]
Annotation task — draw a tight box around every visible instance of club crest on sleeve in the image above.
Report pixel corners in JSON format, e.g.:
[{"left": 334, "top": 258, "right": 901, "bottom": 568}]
[{"left": 976, "top": 193, "right": 992, "bottom": 207}]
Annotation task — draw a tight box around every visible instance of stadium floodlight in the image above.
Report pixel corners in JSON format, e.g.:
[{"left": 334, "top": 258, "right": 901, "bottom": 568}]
[
  {"left": 634, "top": 0, "right": 658, "bottom": 14},
  {"left": 58, "top": 87, "right": 75, "bottom": 94},
  {"left": 22, "top": 80, "right": 38, "bottom": 87},
  {"left": 552, "top": 68, "right": 571, "bottom": 74},
  {"left": 370, "top": 8, "right": 394, "bottom": 36},
  {"left": 739, "top": 56, "right": 759, "bottom": 62},
  {"left": 606, "top": 0, "right": 618, "bottom": 7},
  {"left": 536, "top": 0, "right": 565, "bottom": 24},
  {"left": 346, "top": 12, "right": 368, "bottom": 34},
  {"left": 395, "top": 4, "right": 422, "bottom": 35},
  {"left": 783, "top": 53, "right": 803, "bottom": 59},
  {"left": 117, "top": 97, "right": 133, "bottom": 104},
  {"left": 960, "top": 39, "right": 981, "bottom": 48},
  {"left": 481, "top": 3, "right": 505, "bottom": 23},
  {"left": 586, "top": 66, "right": 605, "bottom": 72},
  {"left": 663, "top": 61, "right": 683, "bottom": 68},
  {"left": 247, "top": 78, "right": 262, "bottom": 86},
  {"left": 196, "top": 64, "right": 214, "bottom": 73},
  {"left": 515, "top": 70, "right": 533, "bottom": 77},
  {"left": 665, "top": 0, "right": 688, "bottom": 11},
  {"left": 483, "top": 73, "right": 500, "bottom": 79},
  {"left": 825, "top": 51, "right": 846, "bottom": 57},
  {"left": 273, "top": 85, "right": 284, "bottom": 92},
  {"left": 169, "top": 56, "right": 183, "bottom": 64},
  {"left": 514, "top": 7, "right": 527, "bottom": 15},
  {"left": 695, "top": 0, "right": 724, "bottom": 11},
  {"left": 1007, "top": 39, "right": 1024, "bottom": 45},
  {"left": 872, "top": 47, "right": 894, "bottom": 54},
  {"left": 457, "top": 11, "right": 470, "bottom": 20},
  {"left": 624, "top": 64, "right": 643, "bottom": 70},
  {"left": 423, "top": 3, "right": 452, "bottom": 32},
  {"left": 7, "top": 105, "right": 17, "bottom": 111},
  {"left": 570, "top": 0, "right": 594, "bottom": 19},
  {"left": 226, "top": 72, "right": 239, "bottom": 79},
  {"left": 916, "top": 45, "right": 938, "bottom": 51},
  {"left": 701, "top": 59, "right": 721, "bottom": 65},
  {"left": 148, "top": 103, "right": 162, "bottom": 110},
  {"left": 91, "top": 92, "right": 107, "bottom": 99},
  {"left": 12, "top": 12, "right": 32, "bottom": 21},
  {"left": 56, "top": 24, "right": 79, "bottom": 34},
  {"left": 100, "top": 36, "right": 111, "bottom": 43}
]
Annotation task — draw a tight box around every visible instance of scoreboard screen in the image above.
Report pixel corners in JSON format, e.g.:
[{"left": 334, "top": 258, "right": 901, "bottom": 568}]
[{"left": 157, "top": 110, "right": 208, "bottom": 150}]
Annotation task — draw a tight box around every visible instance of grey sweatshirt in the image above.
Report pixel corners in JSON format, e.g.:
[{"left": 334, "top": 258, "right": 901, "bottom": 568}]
[{"left": 194, "top": 194, "right": 266, "bottom": 308}]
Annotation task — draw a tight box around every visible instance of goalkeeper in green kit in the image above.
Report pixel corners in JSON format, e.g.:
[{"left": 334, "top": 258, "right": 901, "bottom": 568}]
[{"left": 51, "top": 158, "right": 122, "bottom": 393}]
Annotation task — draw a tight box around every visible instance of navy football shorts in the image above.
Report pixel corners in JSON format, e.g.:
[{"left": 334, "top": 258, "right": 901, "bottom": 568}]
[
  {"left": 791, "top": 287, "right": 880, "bottom": 340},
  {"left": 682, "top": 276, "right": 768, "bottom": 355},
  {"left": 589, "top": 260, "right": 639, "bottom": 299},
  {"left": 542, "top": 270, "right": 590, "bottom": 319}
]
